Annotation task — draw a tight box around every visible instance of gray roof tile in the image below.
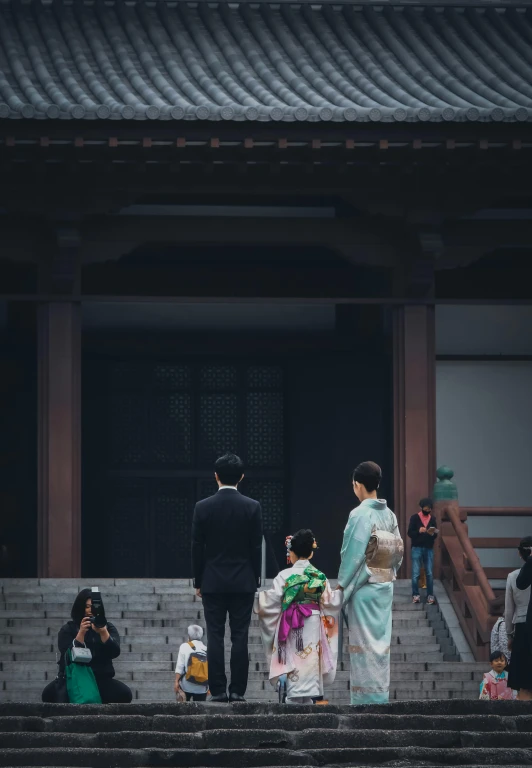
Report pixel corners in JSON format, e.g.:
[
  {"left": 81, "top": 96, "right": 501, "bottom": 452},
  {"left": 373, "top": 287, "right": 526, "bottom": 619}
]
[{"left": 0, "top": 2, "right": 531, "bottom": 122}]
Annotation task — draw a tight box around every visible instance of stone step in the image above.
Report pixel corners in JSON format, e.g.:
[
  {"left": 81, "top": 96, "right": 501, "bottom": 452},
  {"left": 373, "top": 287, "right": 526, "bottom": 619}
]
[
  {"left": 2, "top": 725, "right": 532, "bottom": 748},
  {"left": 0, "top": 745, "right": 530, "bottom": 766},
  {"left": 0, "top": 592, "right": 200, "bottom": 603},
  {"left": 2, "top": 711, "right": 526, "bottom": 733}
]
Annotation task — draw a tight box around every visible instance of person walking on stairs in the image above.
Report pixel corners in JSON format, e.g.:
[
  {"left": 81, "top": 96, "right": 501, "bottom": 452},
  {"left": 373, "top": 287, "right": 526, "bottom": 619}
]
[
  {"left": 192, "top": 453, "right": 262, "bottom": 703},
  {"left": 408, "top": 498, "right": 438, "bottom": 605}
]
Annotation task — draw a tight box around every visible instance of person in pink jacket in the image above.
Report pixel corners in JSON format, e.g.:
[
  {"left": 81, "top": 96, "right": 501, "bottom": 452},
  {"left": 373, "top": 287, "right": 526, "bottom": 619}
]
[{"left": 479, "top": 652, "right": 515, "bottom": 700}]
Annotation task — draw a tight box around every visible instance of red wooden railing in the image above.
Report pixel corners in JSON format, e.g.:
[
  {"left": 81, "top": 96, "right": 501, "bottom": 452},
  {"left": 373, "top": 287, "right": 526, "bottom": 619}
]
[
  {"left": 437, "top": 501, "right": 496, "bottom": 661},
  {"left": 433, "top": 469, "right": 532, "bottom": 661}
]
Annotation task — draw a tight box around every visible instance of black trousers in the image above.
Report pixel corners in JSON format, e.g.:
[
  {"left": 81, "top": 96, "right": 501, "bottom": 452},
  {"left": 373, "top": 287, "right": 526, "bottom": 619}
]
[
  {"left": 185, "top": 691, "right": 207, "bottom": 701},
  {"left": 202, "top": 592, "right": 255, "bottom": 697},
  {"left": 42, "top": 676, "right": 133, "bottom": 704}
]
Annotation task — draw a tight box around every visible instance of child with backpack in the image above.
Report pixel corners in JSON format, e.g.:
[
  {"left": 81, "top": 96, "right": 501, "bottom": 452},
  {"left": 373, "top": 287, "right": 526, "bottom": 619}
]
[{"left": 174, "top": 625, "right": 209, "bottom": 702}]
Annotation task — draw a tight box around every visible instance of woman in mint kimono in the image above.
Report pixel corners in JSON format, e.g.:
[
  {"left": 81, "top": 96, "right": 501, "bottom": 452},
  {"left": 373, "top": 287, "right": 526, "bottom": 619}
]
[{"left": 337, "top": 462, "right": 403, "bottom": 705}]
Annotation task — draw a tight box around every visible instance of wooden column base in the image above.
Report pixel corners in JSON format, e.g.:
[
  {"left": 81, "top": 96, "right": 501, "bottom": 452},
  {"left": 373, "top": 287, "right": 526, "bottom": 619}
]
[{"left": 38, "top": 302, "right": 81, "bottom": 578}]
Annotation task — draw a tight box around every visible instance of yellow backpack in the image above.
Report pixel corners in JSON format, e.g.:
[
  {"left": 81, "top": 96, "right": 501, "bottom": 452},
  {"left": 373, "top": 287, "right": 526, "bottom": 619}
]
[{"left": 185, "top": 642, "right": 209, "bottom": 685}]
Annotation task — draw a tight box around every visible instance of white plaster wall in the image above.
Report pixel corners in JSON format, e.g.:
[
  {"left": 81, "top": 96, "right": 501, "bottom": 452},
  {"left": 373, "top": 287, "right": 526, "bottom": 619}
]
[
  {"left": 436, "top": 361, "right": 532, "bottom": 507},
  {"left": 436, "top": 305, "right": 532, "bottom": 356}
]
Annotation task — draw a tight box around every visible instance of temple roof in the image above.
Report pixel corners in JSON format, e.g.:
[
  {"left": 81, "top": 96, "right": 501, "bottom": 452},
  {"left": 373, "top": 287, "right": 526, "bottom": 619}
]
[{"left": 0, "top": 2, "right": 531, "bottom": 123}]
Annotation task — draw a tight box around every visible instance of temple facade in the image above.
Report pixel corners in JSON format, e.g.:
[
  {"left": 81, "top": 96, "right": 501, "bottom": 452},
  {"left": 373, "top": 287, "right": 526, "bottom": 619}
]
[{"left": 0, "top": 0, "right": 531, "bottom": 580}]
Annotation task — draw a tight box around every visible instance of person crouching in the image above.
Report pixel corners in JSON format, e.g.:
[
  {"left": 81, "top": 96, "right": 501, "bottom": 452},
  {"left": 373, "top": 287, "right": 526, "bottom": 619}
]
[
  {"left": 42, "top": 588, "right": 132, "bottom": 704},
  {"left": 174, "top": 625, "right": 209, "bottom": 702}
]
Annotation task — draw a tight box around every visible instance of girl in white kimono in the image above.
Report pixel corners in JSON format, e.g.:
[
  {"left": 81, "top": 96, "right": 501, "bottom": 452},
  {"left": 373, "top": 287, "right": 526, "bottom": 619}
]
[{"left": 255, "top": 529, "right": 342, "bottom": 704}]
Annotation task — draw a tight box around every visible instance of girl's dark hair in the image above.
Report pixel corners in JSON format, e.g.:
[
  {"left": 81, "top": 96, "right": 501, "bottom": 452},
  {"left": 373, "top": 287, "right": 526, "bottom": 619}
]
[
  {"left": 290, "top": 529, "right": 316, "bottom": 558},
  {"left": 518, "top": 536, "right": 532, "bottom": 560},
  {"left": 353, "top": 461, "right": 382, "bottom": 493},
  {"left": 489, "top": 650, "right": 507, "bottom": 664},
  {"left": 71, "top": 588, "right": 92, "bottom": 625}
]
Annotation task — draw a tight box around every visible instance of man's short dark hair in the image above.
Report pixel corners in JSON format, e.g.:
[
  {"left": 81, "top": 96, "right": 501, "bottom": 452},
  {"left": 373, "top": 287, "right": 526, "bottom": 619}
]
[
  {"left": 419, "top": 498, "right": 433, "bottom": 510},
  {"left": 353, "top": 461, "right": 382, "bottom": 493},
  {"left": 215, "top": 453, "right": 244, "bottom": 486}
]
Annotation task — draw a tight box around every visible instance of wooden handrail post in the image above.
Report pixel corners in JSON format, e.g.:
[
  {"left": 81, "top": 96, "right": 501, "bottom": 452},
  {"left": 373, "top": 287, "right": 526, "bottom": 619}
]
[{"left": 433, "top": 465, "right": 458, "bottom": 581}]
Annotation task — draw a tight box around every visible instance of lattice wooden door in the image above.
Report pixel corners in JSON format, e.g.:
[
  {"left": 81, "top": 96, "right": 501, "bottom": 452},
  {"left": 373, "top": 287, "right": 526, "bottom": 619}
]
[{"left": 82, "top": 360, "right": 285, "bottom": 577}]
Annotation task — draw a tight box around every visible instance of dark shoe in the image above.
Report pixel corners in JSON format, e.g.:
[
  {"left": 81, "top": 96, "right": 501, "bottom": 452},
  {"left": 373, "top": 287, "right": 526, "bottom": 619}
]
[
  {"left": 229, "top": 693, "right": 246, "bottom": 703},
  {"left": 210, "top": 694, "right": 229, "bottom": 703}
]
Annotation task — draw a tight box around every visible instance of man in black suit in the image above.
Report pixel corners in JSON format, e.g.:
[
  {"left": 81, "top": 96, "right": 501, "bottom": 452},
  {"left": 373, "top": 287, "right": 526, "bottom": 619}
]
[{"left": 192, "top": 453, "right": 262, "bottom": 703}]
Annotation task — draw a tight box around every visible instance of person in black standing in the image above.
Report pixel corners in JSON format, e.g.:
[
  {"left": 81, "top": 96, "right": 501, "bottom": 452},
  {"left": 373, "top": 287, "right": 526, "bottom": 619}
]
[
  {"left": 192, "top": 453, "right": 262, "bottom": 703},
  {"left": 514, "top": 536, "right": 532, "bottom": 700},
  {"left": 408, "top": 497, "right": 438, "bottom": 605}
]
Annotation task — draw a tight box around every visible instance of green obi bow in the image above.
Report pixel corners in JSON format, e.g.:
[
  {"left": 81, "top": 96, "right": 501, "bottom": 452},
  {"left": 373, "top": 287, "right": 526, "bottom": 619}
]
[{"left": 282, "top": 565, "right": 326, "bottom": 612}]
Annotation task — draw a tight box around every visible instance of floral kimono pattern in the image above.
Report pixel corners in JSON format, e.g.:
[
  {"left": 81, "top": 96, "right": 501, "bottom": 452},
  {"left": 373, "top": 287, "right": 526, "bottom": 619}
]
[
  {"left": 255, "top": 558, "right": 342, "bottom": 703},
  {"left": 338, "top": 498, "right": 402, "bottom": 706},
  {"left": 479, "top": 670, "right": 515, "bottom": 700}
]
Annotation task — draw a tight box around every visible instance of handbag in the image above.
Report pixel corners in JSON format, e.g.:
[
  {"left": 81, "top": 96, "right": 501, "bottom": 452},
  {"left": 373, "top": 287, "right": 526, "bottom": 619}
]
[
  {"left": 65, "top": 648, "right": 102, "bottom": 704},
  {"left": 70, "top": 641, "right": 92, "bottom": 665},
  {"left": 52, "top": 673, "right": 69, "bottom": 703},
  {"left": 365, "top": 526, "right": 404, "bottom": 583}
]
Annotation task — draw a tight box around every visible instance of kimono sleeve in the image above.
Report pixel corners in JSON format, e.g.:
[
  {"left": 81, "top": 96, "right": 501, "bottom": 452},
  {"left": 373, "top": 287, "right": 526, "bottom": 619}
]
[
  {"left": 337, "top": 511, "right": 373, "bottom": 593},
  {"left": 479, "top": 674, "right": 490, "bottom": 700},
  {"left": 391, "top": 512, "right": 403, "bottom": 572},
  {"left": 255, "top": 572, "right": 284, "bottom": 670}
]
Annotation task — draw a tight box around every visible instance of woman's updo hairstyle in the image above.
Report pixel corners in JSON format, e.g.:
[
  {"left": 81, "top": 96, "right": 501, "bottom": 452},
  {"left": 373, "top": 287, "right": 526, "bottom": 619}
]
[
  {"left": 290, "top": 529, "right": 317, "bottom": 558},
  {"left": 518, "top": 536, "right": 532, "bottom": 560},
  {"left": 353, "top": 461, "right": 382, "bottom": 493}
]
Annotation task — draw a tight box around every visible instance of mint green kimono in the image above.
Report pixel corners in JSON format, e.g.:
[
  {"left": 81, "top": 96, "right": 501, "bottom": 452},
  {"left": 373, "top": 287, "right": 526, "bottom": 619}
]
[{"left": 338, "top": 498, "right": 401, "bottom": 705}]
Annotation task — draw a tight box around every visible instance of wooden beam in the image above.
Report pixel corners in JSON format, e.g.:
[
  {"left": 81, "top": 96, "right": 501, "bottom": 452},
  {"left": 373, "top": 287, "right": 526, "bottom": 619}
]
[
  {"left": 484, "top": 567, "right": 514, "bottom": 579},
  {"left": 470, "top": 538, "right": 520, "bottom": 548},
  {"left": 465, "top": 507, "right": 532, "bottom": 516}
]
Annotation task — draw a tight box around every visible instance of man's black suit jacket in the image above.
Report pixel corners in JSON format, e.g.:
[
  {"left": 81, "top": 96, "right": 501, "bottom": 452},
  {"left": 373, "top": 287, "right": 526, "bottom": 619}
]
[{"left": 192, "top": 488, "right": 263, "bottom": 594}]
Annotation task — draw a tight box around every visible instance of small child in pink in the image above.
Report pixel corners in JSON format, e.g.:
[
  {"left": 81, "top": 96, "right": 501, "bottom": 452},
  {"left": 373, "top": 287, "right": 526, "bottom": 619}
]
[{"left": 479, "top": 651, "right": 515, "bottom": 700}]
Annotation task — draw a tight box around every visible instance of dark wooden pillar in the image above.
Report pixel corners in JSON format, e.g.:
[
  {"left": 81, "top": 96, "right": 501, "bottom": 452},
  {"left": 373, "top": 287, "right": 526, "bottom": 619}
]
[
  {"left": 393, "top": 305, "right": 436, "bottom": 579},
  {"left": 37, "top": 227, "right": 82, "bottom": 577}
]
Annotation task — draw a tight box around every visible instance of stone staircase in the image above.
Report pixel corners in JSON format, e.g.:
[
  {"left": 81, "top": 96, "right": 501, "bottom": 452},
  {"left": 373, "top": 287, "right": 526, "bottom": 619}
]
[
  {"left": 0, "top": 701, "right": 530, "bottom": 767},
  {"left": 0, "top": 579, "right": 485, "bottom": 704}
]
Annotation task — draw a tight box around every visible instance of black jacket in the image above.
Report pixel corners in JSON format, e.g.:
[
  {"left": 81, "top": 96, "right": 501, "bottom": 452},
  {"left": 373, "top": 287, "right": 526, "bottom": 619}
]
[
  {"left": 516, "top": 556, "right": 532, "bottom": 631},
  {"left": 57, "top": 620, "right": 121, "bottom": 679},
  {"left": 192, "top": 488, "right": 262, "bottom": 593},
  {"left": 408, "top": 513, "right": 438, "bottom": 549}
]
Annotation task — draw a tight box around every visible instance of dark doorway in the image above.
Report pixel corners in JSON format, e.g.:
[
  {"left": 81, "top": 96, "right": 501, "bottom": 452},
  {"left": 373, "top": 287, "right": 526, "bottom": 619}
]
[
  {"left": 81, "top": 303, "right": 393, "bottom": 579},
  {"left": 82, "top": 358, "right": 286, "bottom": 577}
]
